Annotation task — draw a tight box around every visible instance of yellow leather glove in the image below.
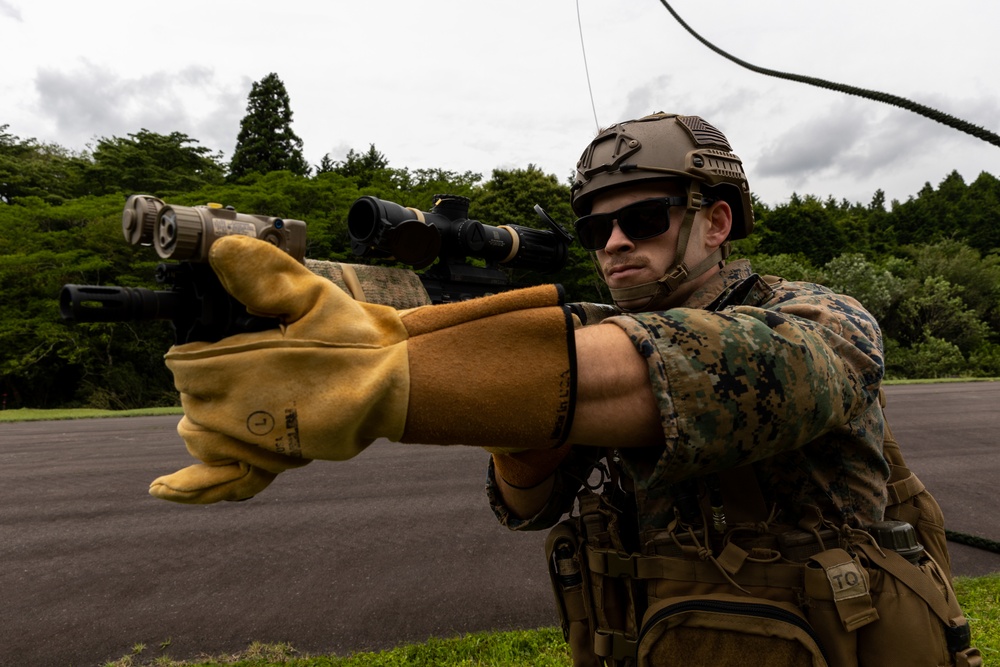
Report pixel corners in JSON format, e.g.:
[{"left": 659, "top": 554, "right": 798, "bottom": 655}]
[{"left": 151, "top": 235, "right": 576, "bottom": 503}]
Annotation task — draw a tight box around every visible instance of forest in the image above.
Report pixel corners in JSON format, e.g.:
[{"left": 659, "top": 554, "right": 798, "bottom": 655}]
[{"left": 2, "top": 74, "right": 999, "bottom": 410}]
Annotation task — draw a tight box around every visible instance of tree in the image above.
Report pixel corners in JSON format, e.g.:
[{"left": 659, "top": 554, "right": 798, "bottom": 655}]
[
  {"left": 314, "top": 153, "right": 336, "bottom": 175},
  {"left": 229, "top": 73, "right": 310, "bottom": 180},
  {"left": 755, "top": 194, "right": 848, "bottom": 265},
  {"left": 0, "top": 125, "right": 89, "bottom": 204},
  {"left": 85, "top": 129, "right": 225, "bottom": 196},
  {"left": 331, "top": 144, "right": 389, "bottom": 188}
]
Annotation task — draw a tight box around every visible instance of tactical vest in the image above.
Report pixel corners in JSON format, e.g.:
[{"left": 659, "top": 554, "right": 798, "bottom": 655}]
[{"left": 548, "top": 275, "right": 981, "bottom": 667}]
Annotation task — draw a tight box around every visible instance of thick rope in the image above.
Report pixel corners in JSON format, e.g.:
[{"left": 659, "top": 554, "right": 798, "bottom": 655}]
[
  {"left": 657, "top": 0, "right": 1000, "bottom": 148},
  {"left": 946, "top": 530, "right": 1000, "bottom": 556}
]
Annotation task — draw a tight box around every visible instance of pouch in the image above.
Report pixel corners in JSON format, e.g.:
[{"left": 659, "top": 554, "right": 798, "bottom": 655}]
[
  {"left": 636, "top": 594, "right": 829, "bottom": 667},
  {"left": 855, "top": 544, "right": 982, "bottom": 667}
]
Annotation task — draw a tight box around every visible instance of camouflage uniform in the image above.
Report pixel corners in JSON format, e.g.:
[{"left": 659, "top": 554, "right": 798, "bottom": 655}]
[{"left": 488, "top": 259, "right": 889, "bottom": 540}]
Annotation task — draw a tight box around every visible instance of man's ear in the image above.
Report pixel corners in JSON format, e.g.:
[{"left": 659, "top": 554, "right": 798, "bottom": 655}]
[{"left": 704, "top": 200, "right": 733, "bottom": 248}]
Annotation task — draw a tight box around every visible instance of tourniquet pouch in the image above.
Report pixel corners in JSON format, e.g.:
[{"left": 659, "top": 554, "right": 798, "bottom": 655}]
[
  {"left": 636, "top": 593, "right": 829, "bottom": 667},
  {"left": 547, "top": 521, "right": 602, "bottom": 667},
  {"left": 854, "top": 543, "right": 982, "bottom": 667}
]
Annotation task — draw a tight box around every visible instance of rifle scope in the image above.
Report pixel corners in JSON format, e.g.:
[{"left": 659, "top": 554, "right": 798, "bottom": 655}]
[{"left": 347, "top": 195, "right": 570, "bottom": 272}]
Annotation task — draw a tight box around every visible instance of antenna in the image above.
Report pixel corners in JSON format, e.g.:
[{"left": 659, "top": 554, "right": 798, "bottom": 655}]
[{"left": 576, "top": 0, "right": 600, "bottom": 133}]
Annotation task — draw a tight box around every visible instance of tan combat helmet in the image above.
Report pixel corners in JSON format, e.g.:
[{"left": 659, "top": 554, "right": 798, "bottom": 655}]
[{"left": 571, "top": 113, "right": 754, "bottom": 310}]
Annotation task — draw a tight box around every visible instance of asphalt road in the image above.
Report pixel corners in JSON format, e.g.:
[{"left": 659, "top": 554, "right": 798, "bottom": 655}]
[{"left": 1, "top": 382, "right": 998, "bottom": 666}]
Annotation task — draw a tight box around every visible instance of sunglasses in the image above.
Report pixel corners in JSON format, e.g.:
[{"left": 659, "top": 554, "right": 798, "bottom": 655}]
[{"left": 574, "top": 196, "right": 688, "bottom": 251}]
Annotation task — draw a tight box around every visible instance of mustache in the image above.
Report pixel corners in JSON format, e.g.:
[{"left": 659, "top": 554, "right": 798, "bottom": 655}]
[{"left": 602, "top": 257, "right": 649, "bottom": 273}]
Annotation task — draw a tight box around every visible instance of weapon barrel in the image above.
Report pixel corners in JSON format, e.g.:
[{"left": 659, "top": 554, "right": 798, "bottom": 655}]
[{"left": 59, "top": 285, "right": 180, "bottom": 323}]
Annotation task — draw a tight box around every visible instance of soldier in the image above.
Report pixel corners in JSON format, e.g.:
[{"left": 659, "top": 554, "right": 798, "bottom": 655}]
[{"left": 154, "top": 113, "right": 978, "bottom": 666}]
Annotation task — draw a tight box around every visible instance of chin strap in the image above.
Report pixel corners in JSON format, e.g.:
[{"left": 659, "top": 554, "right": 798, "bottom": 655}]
[{"left": 605, "top": 184, "right": 730, "bottom": 312}]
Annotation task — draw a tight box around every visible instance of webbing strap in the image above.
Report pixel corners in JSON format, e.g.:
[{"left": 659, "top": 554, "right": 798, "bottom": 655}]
[
  {"left": 886, "top": 466, "right": 926, "bottom": 504},
  {"left": 593, "top": 630, "right": 637, "bottom": 661},
  {"left": 585, "top": 546, "right": 804, "bottom": 589}
]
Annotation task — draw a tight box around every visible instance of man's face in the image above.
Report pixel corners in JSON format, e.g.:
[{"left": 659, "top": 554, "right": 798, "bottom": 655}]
[{"left": 591, "top": 182, "right": 690, "bottom": 308}]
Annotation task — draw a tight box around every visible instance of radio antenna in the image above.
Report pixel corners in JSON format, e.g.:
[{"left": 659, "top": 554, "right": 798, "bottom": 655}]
[{"left": 577, "top": 0, "right": 601, "bottom": 133}]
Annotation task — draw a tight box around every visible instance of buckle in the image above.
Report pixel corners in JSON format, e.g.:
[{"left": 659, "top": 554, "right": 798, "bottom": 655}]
[{"left": 605, "top": 552, "right": 638, "bottom": 578}]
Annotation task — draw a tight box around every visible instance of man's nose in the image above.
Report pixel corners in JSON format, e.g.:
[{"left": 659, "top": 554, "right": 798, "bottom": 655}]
[{"left": 604, "top": 220, "right": 634, "bottom": 253}]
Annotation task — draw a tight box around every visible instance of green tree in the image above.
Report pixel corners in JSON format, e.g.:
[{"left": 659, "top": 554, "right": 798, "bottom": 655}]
[
  {"left": 755, "top": 194, "right": 847, "bottom": 265},
  {"left": 822, "top": 253, "right": 907, "bottom": 322},
  {"left": 85, "top": 129, "right": 225, "bottom": 196},
  {"left": 956, "top": 172, "right": 1000, "bottom": 253},
  {"left": 314, "top": 153, "right": 336, "bottom": 175},
  {"left": 332, "top": 144, "right": 390, "bottom": 188},
  {"left": 229, "top": 73, "right": 310, "bottom": 180},
  {"left": 0, "top": 125, "right": 89, "bottom": 204},
  {"left": 903, "top": 240, "right": 1000, "bottom": 333},
  {"left": 0, "top": 195, "right": 176, "bottom": 408}
]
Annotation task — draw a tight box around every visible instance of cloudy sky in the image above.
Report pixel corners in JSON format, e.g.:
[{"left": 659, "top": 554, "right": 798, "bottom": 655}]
[{"left": 1, "top": 0, "right": 997, "bottom": 208}]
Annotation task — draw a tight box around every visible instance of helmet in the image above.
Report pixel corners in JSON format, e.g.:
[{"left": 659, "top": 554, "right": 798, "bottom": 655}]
[{"left": 571, "top": 113, "right": 754, "bottom": 240}]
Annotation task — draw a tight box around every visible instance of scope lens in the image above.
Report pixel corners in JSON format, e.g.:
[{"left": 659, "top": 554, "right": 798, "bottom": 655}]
[
  {"left": 154, "top": 205, "right": 203, "bottom": 260},
  {"left": 158, "top": 211, "right": 178, "bottom": 251},
  {"left": 347, "top": 199, "right": 380, "bottom": 243}
]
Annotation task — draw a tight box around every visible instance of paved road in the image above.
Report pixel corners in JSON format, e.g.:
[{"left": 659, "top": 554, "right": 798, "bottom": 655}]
[{"left": 1, "top": 382, "right": 998, "bottom": 666}]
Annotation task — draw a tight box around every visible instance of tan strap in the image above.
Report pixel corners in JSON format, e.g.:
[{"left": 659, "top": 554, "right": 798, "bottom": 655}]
[
  {"left": 886, "top": 465, "right": 926, "bottom": 504},
  {"left": 339, "top": 264, "right": 367, "bottom": 302},
  {"left": 593, "top": 630, "right": 637, "bottom": 661},
  {"left": 585, "top": 546, "right": 804, "bottom": 590}
]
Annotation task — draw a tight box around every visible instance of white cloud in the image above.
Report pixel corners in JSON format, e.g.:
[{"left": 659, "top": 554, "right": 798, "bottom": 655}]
[
  {"left": 29, "top": 64, "right": 246, "bottom": 155},
  {"left": 0, "top": 0, "right": 996, "bottom": 208},
  {"left": 0, "top": 0, "right": 21, "bottom": 20}
]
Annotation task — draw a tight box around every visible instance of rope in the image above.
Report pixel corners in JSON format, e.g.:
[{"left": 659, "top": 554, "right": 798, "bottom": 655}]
[
  {"left": 657, "top": 0, "right": 1000, "bottom": 148},
  {"left": 947, "top": 529, "right": 1000, "bottom": 556}
]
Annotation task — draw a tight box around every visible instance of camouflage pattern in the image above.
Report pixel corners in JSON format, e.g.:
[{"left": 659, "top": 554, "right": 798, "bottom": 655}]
[
  {"left": 489, "top": 259, "right": 890, "bottom": 538},
  {"left": 305, "top": 260, "right": 431, "bottom": 309}
]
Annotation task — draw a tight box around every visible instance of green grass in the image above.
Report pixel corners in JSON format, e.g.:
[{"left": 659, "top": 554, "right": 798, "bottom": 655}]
[
  {"left": 882, "top": 377, "right": 1000, "bottom": 385},
  {"left": 955, "top": 573, "right": 1000, "bottom": 659},
  {"left": 100, "top": 575, "right": 1000, "bottom": 666},
  {"left": 0, "top": 406, "right": 182, "bottom": 422},
  {"left": 102, "top": 628, "right": 573, "bottom": 667}
]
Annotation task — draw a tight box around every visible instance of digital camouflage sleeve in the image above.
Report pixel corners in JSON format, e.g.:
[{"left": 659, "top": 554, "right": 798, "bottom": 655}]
[{"left": 489, "top": 259, "right": 889, "bottom": 534}]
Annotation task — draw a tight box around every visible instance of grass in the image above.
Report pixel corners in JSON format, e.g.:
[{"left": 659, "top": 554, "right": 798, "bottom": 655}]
[
  {"left": 882, "top": 376, "right": 999, "bottom": 385},
  {"left": 955, "top": 573, "right": 1000, "bottom": 659},
  {"left": 0, "top": 406, "right": 182, "bottom": 422},
  {"left": 100, "top": 575, "right": 1000, "bottom": 666},
  {"left": 101, "top": 629, "right": 573, "bottom": 667}
]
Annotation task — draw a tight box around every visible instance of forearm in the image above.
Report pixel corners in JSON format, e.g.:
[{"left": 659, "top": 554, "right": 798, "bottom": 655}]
[
  {"left": 495, "top": 474, "right": 557, "bottom": 520},
  {"left": 568, "top": 323, "right": 665, "bottom": 448},
  {"left": 497, "top": 324, "right": 663, "bottom": 519}
]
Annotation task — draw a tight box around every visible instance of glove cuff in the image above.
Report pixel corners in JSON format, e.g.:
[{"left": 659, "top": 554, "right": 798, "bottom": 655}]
[
  {"left": 492, "top": 443, "right": 572, "bottom": 489},
  {"left": 401, "top": 286, "right": 577, "bottom": 449}
]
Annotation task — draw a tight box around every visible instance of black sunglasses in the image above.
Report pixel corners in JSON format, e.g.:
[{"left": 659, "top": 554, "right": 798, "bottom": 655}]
[{"left": 573, "top": 196, "right": 688, "bottom": 251}]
